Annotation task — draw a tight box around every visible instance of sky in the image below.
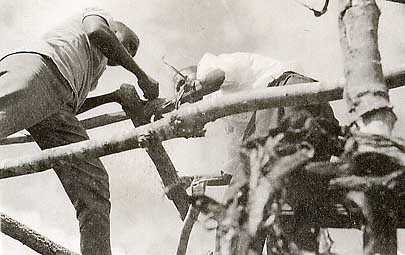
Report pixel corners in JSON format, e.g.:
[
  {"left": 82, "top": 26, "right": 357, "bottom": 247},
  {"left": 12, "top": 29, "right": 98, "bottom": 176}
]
[{"left": 1, "top": 0, "right": 405, "bottom": 254}]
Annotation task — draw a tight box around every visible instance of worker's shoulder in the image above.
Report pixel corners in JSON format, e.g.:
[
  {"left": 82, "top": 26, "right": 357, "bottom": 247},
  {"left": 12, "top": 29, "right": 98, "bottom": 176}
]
[
  {"left": 82, "top": 7, "right": 111, "bottom": 18},
  {"left": 81, "top": 7, "right": 114, "bottom": 27},
  {"left": 47, "top": 7, "right": 114, "bottom": 27},
  {"left": 44, "top": 7, "right": 114, "bottom": 34}
]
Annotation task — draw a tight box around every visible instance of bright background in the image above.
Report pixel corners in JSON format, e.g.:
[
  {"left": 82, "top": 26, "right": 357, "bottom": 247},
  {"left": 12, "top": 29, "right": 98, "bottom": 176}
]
[{"left": 1, "top": 0, "right": 405, "bottom": 254}]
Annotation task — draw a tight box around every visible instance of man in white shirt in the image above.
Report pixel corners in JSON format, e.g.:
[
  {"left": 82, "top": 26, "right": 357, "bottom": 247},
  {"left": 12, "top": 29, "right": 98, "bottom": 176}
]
[
  {"left": 0, "top": 7, "right": 159, "bottom": 255},
  {"left": 174, "top": 52, "right": 340, "bottom": 254},
  {"left": 176, "top": 52, "right": 338, "bottom": 173},
  {"left": 198, "top": 52, "right": 309, "bottom": 176}
]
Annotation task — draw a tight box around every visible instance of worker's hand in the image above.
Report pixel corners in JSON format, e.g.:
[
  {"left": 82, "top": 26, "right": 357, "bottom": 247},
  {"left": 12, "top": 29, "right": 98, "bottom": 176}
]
[{"left": 138, "top": 75, "right": 159, "bottom": 100}]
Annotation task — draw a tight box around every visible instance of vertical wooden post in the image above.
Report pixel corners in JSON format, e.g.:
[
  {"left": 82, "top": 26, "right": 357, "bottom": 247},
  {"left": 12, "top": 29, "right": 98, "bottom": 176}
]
[
  {"left": 339, "top": 0, "right": 396, "bottom": 135},
  {"left": 339, "top": 0, "right": 397, "bottom": 254},
  {"left": 118, "top": 84, "right": 190, "bottom": 220}
]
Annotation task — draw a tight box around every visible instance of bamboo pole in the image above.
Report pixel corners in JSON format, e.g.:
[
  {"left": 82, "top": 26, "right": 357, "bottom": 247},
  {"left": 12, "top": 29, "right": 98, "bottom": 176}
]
[{"left": 1, "top": 213, "right": 79, "bottom": 255}]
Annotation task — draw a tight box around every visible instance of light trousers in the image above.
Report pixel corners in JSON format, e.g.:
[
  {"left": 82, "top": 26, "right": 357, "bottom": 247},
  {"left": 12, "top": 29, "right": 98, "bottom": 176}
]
[{"left": 0, "top": 53, "right": 111, "bottom": 255}]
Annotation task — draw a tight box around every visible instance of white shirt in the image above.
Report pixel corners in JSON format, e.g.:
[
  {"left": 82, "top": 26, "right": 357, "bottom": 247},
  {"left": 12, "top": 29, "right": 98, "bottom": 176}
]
[
  {"left": 197, "top": 52, "right": 301, "bottom": 93},
  {"left": 1, "top": 7, "right": 113, "bottom": 112},
  {"left": 198, "top": 52, "right": 302, "bottom": 134}
]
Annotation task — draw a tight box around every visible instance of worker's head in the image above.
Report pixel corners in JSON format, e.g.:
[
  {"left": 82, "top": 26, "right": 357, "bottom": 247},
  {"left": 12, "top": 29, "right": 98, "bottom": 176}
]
[
  {"left": 108, "top": 21, "right": 139, "bottom": 66},
  {"left": 172, "top": 65, "right": 197, "bottom": 92}
]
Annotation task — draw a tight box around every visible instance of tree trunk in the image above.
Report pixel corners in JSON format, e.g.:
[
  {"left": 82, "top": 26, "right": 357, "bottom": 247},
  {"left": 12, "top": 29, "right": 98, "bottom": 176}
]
[
  {"left": 339, "top": 0, "right": 397, "bottom": 254},
  {"left": 339, "top": 0, "right": 396, "bottom": 135}
]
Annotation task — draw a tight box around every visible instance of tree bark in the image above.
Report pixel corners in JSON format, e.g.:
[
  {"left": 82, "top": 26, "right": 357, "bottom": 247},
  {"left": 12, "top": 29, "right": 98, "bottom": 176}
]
[
  {"left": 339, "top": 0, "right": 397, "bottom": 254},
  {"left": 339, "top": 0, "right": 396, "bottom": 135}
]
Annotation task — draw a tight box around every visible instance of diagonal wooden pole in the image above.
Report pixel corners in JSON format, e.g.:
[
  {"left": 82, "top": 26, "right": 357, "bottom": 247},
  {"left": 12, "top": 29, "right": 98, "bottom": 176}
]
[
  {"left": 117, "top": 84, "right": 190, "bottom": 220},
  {"left": 1, "top": 213, "right": 79, "bottom": 255},
  {"left": 176, "top": 205, "right": 200, "bottom": 255}
]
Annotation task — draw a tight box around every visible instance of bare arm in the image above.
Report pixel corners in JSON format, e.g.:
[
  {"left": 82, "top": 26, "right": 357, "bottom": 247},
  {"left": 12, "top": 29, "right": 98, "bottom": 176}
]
[
  {"left": 82, "top": 15, "right": 159, "bottom": 99},
  {"left": 82, "top": 15, "right": 147, "bottom": 79}
]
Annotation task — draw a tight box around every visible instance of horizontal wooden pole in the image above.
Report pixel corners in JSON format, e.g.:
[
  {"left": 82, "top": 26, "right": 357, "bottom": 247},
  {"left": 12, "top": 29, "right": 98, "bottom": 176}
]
[
  {"left": 1, "top": 67, "right": 403, "bottom": 146},
  {"left": 179, "top": 173, "right": 232, "bottom": 187},
  {"left": 0, "top": 80, "right": 338, "bottom": 178},
  {"left": 0, "top": 112, "right": 129, "bottom": 145},
  {"left": 81, "top": 111, "right": 128, "bottom": 130},
  {"left": 1, "top": 68, "right": 404, "bottom": 179}
]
